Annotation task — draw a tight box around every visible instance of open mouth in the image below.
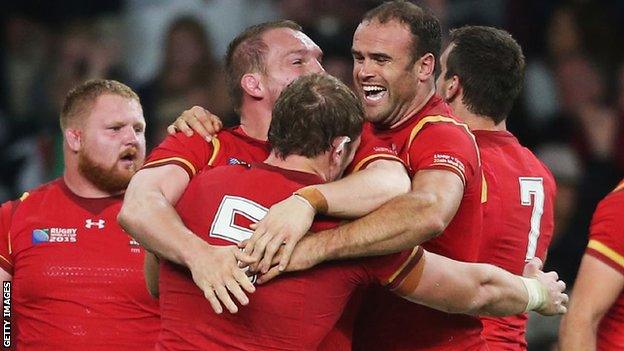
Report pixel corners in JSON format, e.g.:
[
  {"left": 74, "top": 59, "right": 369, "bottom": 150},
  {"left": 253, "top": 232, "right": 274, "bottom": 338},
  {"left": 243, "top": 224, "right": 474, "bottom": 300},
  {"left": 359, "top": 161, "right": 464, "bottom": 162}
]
[
  {"left": 119, "top": 149, "right": 137, "bottom": 163},
  {"left": 362, "top": 85, "right": 387, "bottom": 102}
]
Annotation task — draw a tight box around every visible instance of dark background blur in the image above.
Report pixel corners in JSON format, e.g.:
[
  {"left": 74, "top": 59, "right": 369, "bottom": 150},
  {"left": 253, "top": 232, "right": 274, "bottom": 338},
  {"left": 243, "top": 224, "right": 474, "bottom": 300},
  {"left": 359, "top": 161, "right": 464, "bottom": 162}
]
[{"left": 1, "top": 1, "right": 623, "bottom": 349}]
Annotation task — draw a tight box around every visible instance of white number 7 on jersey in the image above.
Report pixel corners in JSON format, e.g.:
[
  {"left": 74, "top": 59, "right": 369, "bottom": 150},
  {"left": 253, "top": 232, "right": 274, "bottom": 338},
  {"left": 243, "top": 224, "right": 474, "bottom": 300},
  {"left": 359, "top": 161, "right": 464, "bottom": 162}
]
[{"left": 519, "top": 177, "right": 545, "bottom": 261}]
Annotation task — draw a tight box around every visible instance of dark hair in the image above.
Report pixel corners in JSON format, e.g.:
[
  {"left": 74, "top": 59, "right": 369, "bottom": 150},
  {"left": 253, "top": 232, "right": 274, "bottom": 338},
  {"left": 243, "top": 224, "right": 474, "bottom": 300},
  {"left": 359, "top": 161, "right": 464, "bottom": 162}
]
[
  {"left": 363, "top": 0, "right": 441, "bottom": 64},
  {"left": 225, "top": 20, "right": 302, "bottom": 114},
  {"left": 446, "top": 26, "right": 525, "bottom": 124},
  {"left": 61, "top": 79, "right": 140, "bottom": 131},
  {"left": 269, "top": 73, "right": 364, "bottom": 158}
]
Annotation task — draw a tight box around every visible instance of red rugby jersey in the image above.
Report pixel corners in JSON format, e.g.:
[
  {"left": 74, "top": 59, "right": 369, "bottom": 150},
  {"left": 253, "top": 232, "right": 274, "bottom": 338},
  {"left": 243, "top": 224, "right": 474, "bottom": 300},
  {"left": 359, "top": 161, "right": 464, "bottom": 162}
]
[
  {"left": 143, "top": 124, "right": 401, "bottom": 177},
  {"left": 157, "top": 163, "right": 421, "bottom": 351},
  {"left": 585, "top": 180, "right": 624, "bottom": 350},
  {"left": 475, "top": 130, "right": 556, "bottom": 350},
  {"left": 352, "top": 94, "right": 486, "bottom": 351},
  {"left": 0, "top": 179, "right": 159, "bottom": 351}
]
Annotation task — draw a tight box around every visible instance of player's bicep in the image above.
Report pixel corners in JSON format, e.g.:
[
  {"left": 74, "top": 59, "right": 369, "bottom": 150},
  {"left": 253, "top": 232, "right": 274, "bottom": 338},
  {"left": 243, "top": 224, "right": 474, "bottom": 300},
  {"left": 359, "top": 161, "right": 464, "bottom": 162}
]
[
  {"left": 131, "top": 165, "right": 190, "bottom": 205},
  {"left": 411, "top": 169, "right": 464, "bottom": 224},
  {"left": 568, "top": 254, "right": 624, "bottom": 322},
  {"left": 394, "top": 250, "right": 483, "bottom": 314}
]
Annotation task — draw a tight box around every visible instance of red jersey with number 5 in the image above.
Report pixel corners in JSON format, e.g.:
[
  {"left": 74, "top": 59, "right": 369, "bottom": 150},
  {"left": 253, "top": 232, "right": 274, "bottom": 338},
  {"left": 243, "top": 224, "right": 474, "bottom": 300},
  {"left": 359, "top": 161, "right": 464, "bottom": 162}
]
[
  {"left": 157, "top": 163, "right": 421, "bottom": 351},
  {"left": 475, "top": 130, "right": 556, "bottom": 350}
]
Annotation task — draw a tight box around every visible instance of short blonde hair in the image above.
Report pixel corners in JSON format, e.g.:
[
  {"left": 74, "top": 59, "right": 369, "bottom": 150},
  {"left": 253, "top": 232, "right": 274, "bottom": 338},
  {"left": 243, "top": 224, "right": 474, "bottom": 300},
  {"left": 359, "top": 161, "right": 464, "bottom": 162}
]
[{"left": 60, "top": 79, "right": 140, "bottom": 131}]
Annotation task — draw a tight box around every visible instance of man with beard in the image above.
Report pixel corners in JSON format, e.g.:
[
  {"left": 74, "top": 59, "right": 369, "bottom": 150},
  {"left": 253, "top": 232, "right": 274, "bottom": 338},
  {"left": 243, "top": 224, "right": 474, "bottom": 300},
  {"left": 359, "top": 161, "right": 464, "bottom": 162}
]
[{"left": 0, "top": 79, "right": 160, "bottom": 351}]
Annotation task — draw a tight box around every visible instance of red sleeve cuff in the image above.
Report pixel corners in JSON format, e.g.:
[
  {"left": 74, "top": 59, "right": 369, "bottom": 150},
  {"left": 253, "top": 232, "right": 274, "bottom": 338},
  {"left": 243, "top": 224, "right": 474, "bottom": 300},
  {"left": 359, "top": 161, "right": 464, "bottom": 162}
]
[
  {"left": 141, "top": 157, "right": 198, "bottom": 179},
  {"left": 586, "top": 239, "right": 624, "bottom": 276}
]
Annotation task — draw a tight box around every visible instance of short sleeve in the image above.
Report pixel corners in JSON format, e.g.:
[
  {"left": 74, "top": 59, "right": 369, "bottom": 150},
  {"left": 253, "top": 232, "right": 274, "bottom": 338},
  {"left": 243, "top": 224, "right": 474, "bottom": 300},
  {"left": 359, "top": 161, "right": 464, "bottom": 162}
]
[
  {"left": 363, "top": 247, "right": 424, "bottom": 290},
  {"left": 586, "top": 190, "right": 624, "bottom": 275},
  {"left": 346, "top": 127, "right": 405, "bottom": 174},
  {"left": 0, "top": 200, "right": 18, "bottom": 274},
  {"left": 408, "top": 122, "right": 479, "bottom": 186},
  {"left": 142, "top": 132, "right": 217, "bottom": 179}
]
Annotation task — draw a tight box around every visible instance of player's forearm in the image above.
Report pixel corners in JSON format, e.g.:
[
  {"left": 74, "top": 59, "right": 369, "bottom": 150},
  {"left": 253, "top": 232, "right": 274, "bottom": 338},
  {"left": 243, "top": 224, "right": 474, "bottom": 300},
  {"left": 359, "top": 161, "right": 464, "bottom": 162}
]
[
  {"left": 319, "top": 191, "right": 447, "bottom": 260},
  {"left": 559, "top": 313, "right": 598, "bottom": 351},
  {"left": 314, "top": 159, "right": 410, "bottom": 218},
  {"left": 118, "top": 179, "right": 206, "bottom": 267},
  {"left": 465, "top": 264, "right": 532, "bottom": 316},
  {"left": 322, "top": 160, "right": 411, "bottom": 217}
]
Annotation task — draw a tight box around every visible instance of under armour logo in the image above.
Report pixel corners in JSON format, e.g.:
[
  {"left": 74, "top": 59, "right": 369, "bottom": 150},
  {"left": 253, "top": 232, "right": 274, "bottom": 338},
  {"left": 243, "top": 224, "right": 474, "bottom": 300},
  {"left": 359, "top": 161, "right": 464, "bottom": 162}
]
[{"left": 85, "top": 219, "right": 105, "bottom": 229}]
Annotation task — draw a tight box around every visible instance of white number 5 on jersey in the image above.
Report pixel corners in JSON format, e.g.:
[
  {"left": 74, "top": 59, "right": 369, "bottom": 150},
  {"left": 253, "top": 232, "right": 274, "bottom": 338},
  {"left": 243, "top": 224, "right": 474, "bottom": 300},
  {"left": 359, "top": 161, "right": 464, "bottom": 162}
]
[{"left": 210, "top": 195, "right": 268, "bottom": 244}]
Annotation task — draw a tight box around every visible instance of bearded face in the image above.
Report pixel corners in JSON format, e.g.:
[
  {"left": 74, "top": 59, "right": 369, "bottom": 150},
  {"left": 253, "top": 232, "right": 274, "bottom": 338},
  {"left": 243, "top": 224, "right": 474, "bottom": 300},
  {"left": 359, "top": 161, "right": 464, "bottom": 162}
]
[
  {"left": 73, "top": 94, "right": 146, "bottom": 195},
  {"left": 78, "top": 144, "right": 143, "bottom": 194}
]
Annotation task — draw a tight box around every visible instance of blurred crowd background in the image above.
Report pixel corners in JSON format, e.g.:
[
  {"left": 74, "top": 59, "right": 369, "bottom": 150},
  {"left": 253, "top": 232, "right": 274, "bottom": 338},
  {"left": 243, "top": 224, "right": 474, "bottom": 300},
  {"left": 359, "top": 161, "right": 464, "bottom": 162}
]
[{"left": 1, "top": 0, "right": 623, "bottom": 349}]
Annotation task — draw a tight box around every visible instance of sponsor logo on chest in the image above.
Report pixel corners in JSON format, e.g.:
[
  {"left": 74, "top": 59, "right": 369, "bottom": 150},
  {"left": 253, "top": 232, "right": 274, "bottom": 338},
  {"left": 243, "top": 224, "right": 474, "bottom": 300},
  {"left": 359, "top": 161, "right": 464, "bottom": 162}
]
[{"left": 85, "top": 219, "right": 105, "bottom": 229}]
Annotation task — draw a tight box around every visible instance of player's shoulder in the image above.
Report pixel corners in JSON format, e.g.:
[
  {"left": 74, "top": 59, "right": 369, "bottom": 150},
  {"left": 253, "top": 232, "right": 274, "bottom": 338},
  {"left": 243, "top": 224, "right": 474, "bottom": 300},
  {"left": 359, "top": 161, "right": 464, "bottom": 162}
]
[
  {"left": 16, "top": 179, "right": 64, "bottom": 204},
  {"left": 590, "top": 184, "right": 624, "bottom": 238},
  {"left": 413, "top": 114, "right": 473, "bottom": 141}
]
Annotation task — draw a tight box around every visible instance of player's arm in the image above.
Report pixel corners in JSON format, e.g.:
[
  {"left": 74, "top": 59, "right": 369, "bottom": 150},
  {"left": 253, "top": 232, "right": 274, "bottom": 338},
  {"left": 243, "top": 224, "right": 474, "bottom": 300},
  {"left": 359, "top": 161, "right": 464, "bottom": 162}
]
[
  {"left": 313, "top": 168, "right": 462, "bottom": 261},
  {"left": 0, "top": 269, "right": 11, "bottom": 282},
  {"left": 144, "top": 252, "right": 160, "bottom": 297},
  {"left": 559, "top": 254, "right": 623, "bottom": 350},
  {"left": 256, "top": 169, "right": 462, "bottom": 283},
  {"left": 118, "top": 166, "right": 256, "bottom": 314},
  {"left": 396, "top": 253, "right": 567, "bottom": 317},
  {"left": 249, "top": 158, "right": 411, "bottom": 272},
  {"left": 0, "top": 201, "right": 15, "bottom": 282}
]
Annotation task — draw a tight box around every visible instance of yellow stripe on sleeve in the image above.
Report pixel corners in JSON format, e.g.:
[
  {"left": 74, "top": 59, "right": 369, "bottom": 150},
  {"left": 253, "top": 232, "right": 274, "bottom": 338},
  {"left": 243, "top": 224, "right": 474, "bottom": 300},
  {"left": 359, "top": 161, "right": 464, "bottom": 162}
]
[
  {"left": 351, "top": 154, "right": 403, "bottom": 173},
  {"left": 143, "top": 157, "right": 198, "bottom": 176},
  {"left": 207, "top": 137, "right": 221, "bottom": 166},
  {"left": 588, "top": 239, "right": 624, "bottom": 269},
  {"left": 406, "top": 115, "right": 481, "bottom": 169}
]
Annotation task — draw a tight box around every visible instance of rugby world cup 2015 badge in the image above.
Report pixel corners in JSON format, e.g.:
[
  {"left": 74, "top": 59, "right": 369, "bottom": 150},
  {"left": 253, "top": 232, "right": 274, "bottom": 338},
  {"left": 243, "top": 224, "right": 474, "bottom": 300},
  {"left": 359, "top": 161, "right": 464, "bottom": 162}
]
[{"left": 32, "top": 228, "right": 78, "bottom": 244}]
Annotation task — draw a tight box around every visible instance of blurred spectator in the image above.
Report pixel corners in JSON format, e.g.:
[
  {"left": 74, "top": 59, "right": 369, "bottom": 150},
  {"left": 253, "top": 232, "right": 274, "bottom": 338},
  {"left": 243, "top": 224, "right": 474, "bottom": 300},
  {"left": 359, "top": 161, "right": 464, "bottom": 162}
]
[{"left": 138, "top": 16, "right": 232, "bottom": 147}]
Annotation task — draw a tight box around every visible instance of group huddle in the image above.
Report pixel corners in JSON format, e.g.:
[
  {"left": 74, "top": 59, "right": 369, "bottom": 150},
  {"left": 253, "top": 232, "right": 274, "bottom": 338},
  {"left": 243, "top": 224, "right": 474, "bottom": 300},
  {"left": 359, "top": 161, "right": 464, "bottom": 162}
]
[{"left": 0, "top": 1, "right": 588, "bottom": 350}]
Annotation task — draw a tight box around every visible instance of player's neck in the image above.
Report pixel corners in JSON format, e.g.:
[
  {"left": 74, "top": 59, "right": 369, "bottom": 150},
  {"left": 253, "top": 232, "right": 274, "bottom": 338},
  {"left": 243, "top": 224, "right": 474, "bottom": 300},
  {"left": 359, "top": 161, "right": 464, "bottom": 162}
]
[
  {"left": 63, "top": 155, "right": 123, "bottom": 198},
  {"left": 265, "top": 152, "right": 330, "bottom": 182},
  {"left": 453, "top": 103, "right": 507, "bottom": 131},
  {"left": 385, "top": 82, "right": 435, "bottom": 129},
  {"left": 239, "top": 102, "right": 272, "bottom": 141}
]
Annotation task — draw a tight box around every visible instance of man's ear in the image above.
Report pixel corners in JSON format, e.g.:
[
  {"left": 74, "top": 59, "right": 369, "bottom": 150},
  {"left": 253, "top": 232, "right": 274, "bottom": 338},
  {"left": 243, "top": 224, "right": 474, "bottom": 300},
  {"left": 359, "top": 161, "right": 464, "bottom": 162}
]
[
  {"left": 241, "top": 73, "right": 264, "bottom": 99},
  {"left": 65, "top": 128, "right": 81, "bottom": 152},
  {"left": 444, "top": 75, "right": 462, "bottom": 102},
  {"left": 416, "top": 53, "right": 435, "bottom": 81},
  {"left": 331, "top": 136, "right": 351, "bottom": 163}
]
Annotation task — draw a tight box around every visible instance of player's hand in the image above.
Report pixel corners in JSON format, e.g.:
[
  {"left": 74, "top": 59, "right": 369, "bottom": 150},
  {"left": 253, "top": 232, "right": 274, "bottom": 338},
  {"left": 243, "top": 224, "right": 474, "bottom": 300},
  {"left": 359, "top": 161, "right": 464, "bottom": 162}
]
[
  {"left": 522, "top": 258, "right": 569, "bottom": 315},
  {"left": 187, "top": 243, "right": 257, "bottom": 314},
  {"left": 167, "top": 106, "right": 223, "bottom": 140},
  {"left": 242, "top": 195, "right": 316, "bottom": 274},
  {"left": 256, "top": 234, "right": 326, "bottom": 284}
]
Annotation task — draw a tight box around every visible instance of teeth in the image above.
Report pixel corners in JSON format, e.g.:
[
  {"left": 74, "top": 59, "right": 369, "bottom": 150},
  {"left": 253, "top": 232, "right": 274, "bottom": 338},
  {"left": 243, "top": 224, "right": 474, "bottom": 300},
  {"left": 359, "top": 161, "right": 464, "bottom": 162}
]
[{"left": 363, "top": 85, "right": 386, "bottom": 93}]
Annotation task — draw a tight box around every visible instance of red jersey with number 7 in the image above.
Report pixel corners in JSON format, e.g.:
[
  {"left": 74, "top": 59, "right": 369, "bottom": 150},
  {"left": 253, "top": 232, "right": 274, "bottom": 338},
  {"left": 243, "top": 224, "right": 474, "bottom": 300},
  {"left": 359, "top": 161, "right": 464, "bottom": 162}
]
[
  {"left": 157, "top": 163, "right": 422, "bottom": 351},
  {"left": 475, "top": 130, "right": 556, "bottom": 350}
]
